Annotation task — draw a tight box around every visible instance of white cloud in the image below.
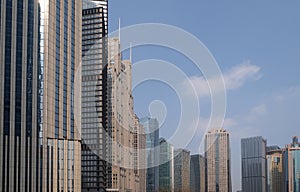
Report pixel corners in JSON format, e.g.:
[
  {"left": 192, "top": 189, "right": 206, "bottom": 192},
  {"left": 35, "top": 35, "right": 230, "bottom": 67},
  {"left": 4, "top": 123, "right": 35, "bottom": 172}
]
[
  {"left": 273, "top": 86, "right": 300, "bottom": 103},
  {"left": 250, "top": 104, "right": 267, "bottom": 116},
  {"left": 184, "top": 61, "right": 262, "bottom": 98}
]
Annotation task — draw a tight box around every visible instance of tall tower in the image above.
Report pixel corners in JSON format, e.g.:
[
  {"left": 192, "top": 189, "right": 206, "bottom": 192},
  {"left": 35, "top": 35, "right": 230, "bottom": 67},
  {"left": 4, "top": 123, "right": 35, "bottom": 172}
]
[
  {"left": 104, "top": 37, "right": 142, "bottom": 192},
  {"left": 0, "top": 0, "right": 82, "bottom": 191},
  {"left": 81, "top": 0, "right": 108, "bottom": 191},
  {"left": 241, "top": 136, "right": 267, "bottom": 192},
  {"left": 205, "top": 128, "right": 232, "bottom": 192}
]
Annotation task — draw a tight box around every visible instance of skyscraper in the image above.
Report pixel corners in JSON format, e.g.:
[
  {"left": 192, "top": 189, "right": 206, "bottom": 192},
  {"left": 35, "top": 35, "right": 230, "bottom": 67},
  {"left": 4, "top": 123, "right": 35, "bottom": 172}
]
[
  {"left": 190, "top": 154, "right": 206, "bottom": 192},
  {"left": 105, "top": 37, "right": 142, "bottom": 191},
  {"left": 81, "top": 0, "right": 108, "bottom": 191},
  {"left": 282, "top": 136, "right": 300, "bottom": 192},
  {"left": 0, "top": 0, "right": 82, "bottom": 191},
  {"left": 140, "top": 117, "right": 160, "bottom": 192},
  {"left": 241, "top": 136, "right": 267, "bottom": 192},
  {"left": 266, "top": 146, "right": 283, "bottom": 192},
  {"left": 174, "top": 149, "right": 190, "bottom": 192},
  {"left": 159, "top": 138, "right": 174, "bottom": 192},
  {"left": 205, "top": 128, "right": 232, "bottom": 192}
]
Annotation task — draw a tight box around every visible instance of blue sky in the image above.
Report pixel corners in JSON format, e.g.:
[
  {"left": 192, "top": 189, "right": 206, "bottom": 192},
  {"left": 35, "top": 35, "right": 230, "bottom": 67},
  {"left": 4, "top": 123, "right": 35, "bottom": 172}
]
[{"left": 109, "top": 0, "right": 300, "bottom": 190}]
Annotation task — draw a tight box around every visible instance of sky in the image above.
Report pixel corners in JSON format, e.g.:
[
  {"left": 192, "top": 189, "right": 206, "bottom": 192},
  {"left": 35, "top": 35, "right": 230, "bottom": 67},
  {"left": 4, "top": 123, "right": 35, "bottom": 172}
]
[{"left": 109, "top": 1, "right": 300, "bottom": 190}]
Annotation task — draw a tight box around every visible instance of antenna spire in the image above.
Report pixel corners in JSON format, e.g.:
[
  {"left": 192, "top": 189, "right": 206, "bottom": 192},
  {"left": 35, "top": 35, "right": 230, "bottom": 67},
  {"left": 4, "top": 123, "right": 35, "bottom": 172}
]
[
  {"left": 118, "top": 18, "right": 121, "bottom": 42},
  {"left": 130, "top": 43, "right": 132, "bottom": 63}
]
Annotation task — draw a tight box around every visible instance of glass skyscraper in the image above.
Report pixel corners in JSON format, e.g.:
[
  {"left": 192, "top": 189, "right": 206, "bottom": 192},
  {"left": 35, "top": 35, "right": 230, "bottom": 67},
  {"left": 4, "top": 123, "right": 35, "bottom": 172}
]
[
  {"left": 190, "top": 154, "right": 206, "bottom": 192},
  {"left": 140, "top": 117, "right": 160, "bottom": 192},
  {"left": 205, "top": 128, "right": 232, "bottom": 192},
  {"left": 159, "top": 138, "right": 174, "bottom": 192},
  {"left": 283, "top": 136, "right": 300, "bottom": 192},
  {"left": 0, "top": 0, "right": 82, "bottom": 191},
  {"left": 81, "top": 0, "right": 108, "bottom": 191},
  {"left": 241, "top": 136, "right": 267, "bottom": 192}
]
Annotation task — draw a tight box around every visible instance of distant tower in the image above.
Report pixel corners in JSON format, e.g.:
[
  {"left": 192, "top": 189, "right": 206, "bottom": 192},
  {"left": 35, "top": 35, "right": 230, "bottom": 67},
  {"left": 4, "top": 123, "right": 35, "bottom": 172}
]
[
  {"left": 205, "top": 128, "right": 232, "bottom": 192},
  {"left": 241, "top": 136, "right": 267, "bottom": 192},
  {"left": 282, "top": 136, "right": 300, "bottom": 192},
  {"left": 140, "top": 117, "right": 160, "bottom": 192},
  {"left": 159, "top": 138, "right": 174, "bottom": 192},
  {"left": 190, "top": 154, "right": 206, "bottom": 192},
  {"left": 174, "top": 149, "right": 190, "bottom": 192},
  {"left": 266, "top": 146, "right": 283, "bottom": 192}
]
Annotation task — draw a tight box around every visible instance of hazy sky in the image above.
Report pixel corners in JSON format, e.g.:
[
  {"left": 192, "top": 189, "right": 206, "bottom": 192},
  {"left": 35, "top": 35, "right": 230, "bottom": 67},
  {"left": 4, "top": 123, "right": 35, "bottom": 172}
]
[{"left": 109, "top": 1, "right": 300, "bottom": 190}]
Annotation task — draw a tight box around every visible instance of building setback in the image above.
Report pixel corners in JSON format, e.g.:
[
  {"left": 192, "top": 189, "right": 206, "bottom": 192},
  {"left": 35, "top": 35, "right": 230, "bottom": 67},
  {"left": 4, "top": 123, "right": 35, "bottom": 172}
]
[
  {"left": 106, "top": 37, "right": 142, "bottom": 192},
  {"left": 205, "top": 128, "right": 232, "bottom": 192},
  {"left": 190, "top": 154, "right": 206, "bottom": 192},
  {"left": 174, "top": 149, "right": 190, "bottom": 192},
  {"left": 0, "top": 0, "right": 82, "bottom": 191},
  {"left": 241, "top": 136, "right": 267, "bottom": 192}
]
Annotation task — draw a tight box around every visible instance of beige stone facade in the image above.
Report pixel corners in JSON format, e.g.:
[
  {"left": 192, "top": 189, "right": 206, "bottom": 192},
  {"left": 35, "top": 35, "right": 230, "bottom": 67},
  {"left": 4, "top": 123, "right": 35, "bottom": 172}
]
[
  {"left": 106, "top": 38, "right": 144, "bottom": 192},
  {"left": 205, "top": 128, "right": 231, "bottom": 192}
]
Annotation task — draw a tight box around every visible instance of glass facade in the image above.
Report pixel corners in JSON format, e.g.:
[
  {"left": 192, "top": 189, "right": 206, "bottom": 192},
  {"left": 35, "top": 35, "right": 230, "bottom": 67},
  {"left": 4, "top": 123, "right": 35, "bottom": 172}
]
[
  {"left": 81, "top": 1, "right": 108, "bottom": 191},
  {"left": 159, "top": 138, "right": 174, "bottom": 192},
  {"left": 283, "top": 137, "right": 300, "bottom": 192},
  {"left": 140, "top": 117, "right": 160, "bottom": 192},
  {"left": 190, "top": 155, "right": 206, "bottom": 192},
  {"left": 241, "top": 136, "right": 267, "bottom": 192},
  {"left": 0, "top": 0, "right": 82, "bottom": 191}
]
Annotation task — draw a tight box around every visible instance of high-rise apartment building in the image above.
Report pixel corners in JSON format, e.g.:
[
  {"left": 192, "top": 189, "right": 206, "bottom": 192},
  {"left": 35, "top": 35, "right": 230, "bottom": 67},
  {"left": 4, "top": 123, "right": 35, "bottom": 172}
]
[
  {"left": 241, "top": 136, "right": 267, "bottom": 192},
  {"left": 190, "top": 154, "right": 206, "bottom": 192},
  {"left": 266, "top": 146, "right": 283, "bottom": 192},
  {"left": 140, "top": 117, "right": 160, "bottom": 192},
  {"left": 282, "top": 136, "right": 300, "bottom": 192},
  {"left": 0, "top": 0, "right": 82, "bottom": 191},
  {"left": 159, "top": 138, "right": 174, "bottom": 192},
  {"left": 205, "top": 128, "right": 232, "bottom": 192},
  {"left": 174, "top": 149, "right": 190, "bottom": 192},
  {"left": 81, "top": 0, "right": 108, "bottom": 191}
]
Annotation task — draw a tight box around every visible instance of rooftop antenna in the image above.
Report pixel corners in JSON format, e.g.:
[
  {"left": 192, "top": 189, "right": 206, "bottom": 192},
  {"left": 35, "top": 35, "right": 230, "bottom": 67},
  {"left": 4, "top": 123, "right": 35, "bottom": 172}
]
[
  {"left": 118, "top": 18, "right": 121, "bottom": 42},
  {"left": 130, "top": 43, "right": 132, "bottom": 63}
]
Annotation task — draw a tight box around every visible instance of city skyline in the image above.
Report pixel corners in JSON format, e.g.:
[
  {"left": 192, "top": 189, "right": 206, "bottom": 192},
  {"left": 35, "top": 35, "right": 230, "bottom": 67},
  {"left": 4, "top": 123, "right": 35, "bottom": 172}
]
[
  {"left": 0, "top": 0, "right": 299, "bottom": 191},
  {"left": 109, "top": 1, "right": 300, "bottom": 191}
]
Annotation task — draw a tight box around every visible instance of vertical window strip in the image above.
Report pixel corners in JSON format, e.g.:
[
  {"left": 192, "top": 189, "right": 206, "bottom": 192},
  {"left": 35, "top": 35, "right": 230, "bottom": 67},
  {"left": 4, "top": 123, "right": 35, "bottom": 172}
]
[
  {"left": 27, "top": 0, "right": 34, "bottom": 137},
  {"left": 63, "top": 0, "right": 68, "bottom": 139},
  {"left": 55, "top": 0, "right": 60, "bottom": 138},
  {"left": 3, "top": 1, "right": 12, "bottom": 191},
  {"left": 70, "top": 0, "right": 75, "bottom": 140},
  {"left": 3, "top": 0, "right": 12, "bottom": 136},
  {"left": 15, "top": 0, "right": 23, "bottom": 137}
]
